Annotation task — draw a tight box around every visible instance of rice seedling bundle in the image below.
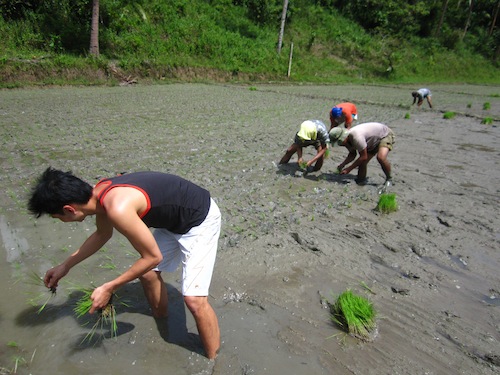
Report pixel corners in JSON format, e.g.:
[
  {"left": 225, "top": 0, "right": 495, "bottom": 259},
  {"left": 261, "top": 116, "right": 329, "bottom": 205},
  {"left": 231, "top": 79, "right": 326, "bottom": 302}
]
[
  {"left": 74, "top": 288, "right": 118, "bottom": 344},
  {"left": 26, "top": 271, "right": 57, "bottom": 314},
  {"left": 376, "top": 193, "right": 398, "bottom": 213},
  {"left": 330, "top": 290, "right": 377, "bottom": 340}
]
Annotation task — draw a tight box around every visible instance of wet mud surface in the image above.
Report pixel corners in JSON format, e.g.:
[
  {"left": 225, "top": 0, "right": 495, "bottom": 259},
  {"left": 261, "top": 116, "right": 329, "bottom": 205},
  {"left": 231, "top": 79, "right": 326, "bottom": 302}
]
[{"left": 0, "top": 83, "right": 499, "bottom": 374}]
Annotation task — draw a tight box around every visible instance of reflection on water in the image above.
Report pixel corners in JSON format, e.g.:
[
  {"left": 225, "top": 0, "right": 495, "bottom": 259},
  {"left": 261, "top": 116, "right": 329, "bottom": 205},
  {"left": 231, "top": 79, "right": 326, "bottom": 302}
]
[{"left": 0, "top": 215, "right": 29, "bottom": 263}]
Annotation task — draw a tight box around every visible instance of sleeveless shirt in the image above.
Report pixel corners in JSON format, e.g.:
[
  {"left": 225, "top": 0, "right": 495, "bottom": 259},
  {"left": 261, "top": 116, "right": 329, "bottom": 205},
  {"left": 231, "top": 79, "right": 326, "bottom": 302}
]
[{"left": 96, "top": 172, "right": 211, "bottom": 234}]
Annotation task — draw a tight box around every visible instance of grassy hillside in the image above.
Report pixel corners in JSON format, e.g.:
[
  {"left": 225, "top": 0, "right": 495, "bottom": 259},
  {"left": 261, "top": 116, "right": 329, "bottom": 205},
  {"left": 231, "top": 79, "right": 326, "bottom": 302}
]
[{"left": 0, "top": 0, "right": 499, "bottom": 87}]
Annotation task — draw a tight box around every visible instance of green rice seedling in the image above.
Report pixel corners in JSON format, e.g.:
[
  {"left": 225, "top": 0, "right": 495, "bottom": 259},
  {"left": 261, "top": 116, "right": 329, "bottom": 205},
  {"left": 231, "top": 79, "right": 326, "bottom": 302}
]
[
  {"left": 73, "top": 288, "right": 128, "bottom": 344},
  {"left": 443, "top": 111, "right": 456, "bottom": 119},
  {"left": 329, "top": 289, "right": 376, "bottom": 341},
  {"left": 12, "top": 355, "right": 26, "bottom": 374},
  {"left": 98, "top": 255, "right": 117, "bottom": 270},
  {"left": 466, "top": 103, "right": 472, "bottom": 108},
  {"left": 483, "top": 102, "right": 491, "bottom": 110},
  {"left": 376, "top": 193, "right": 398, "bottom": 213},
  {"left": 299, "top": 161, "right": 307, "bottom": 170},
  {"left": 404, "top": 112, "right": 410, "bottom": 119},
  {"left": 73, "top": 288, "right": 94, "bottom": 318},
  {"left": 359, "top": 281, "right": 376, "bottom": 295},
  {"left": 481, "top": 117, "right": 493, "bottom": 125},
  {"left": 26, "top": 271, "right": 57, "bottom": 314}
]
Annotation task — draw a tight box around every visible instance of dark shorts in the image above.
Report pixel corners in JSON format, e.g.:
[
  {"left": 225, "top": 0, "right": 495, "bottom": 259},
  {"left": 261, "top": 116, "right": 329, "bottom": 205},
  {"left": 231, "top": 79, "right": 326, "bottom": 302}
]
[{"left": 294, "top": 134, "right": 321, "bottom": 149}]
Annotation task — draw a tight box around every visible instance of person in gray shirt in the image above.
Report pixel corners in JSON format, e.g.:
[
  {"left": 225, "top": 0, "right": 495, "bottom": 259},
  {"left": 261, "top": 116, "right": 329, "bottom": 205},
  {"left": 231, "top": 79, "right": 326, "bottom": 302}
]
[{"left": 412, "top": 88, "right": 433, "bottom": 108}]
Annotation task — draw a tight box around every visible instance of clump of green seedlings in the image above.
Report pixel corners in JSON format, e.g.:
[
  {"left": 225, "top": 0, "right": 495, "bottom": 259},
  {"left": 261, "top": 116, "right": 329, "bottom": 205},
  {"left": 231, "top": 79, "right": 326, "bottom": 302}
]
[
  {"left": 404, "top": 112, "right": 410, "bottom": 119},
  {"left": 466, "top": 103, "right": 472, "bottom": 108},
  {"left": 376, "top": 193, "right": 398, "bottom": 213},
  {"left": 481, "top": 117, "right": 493, "bottom": 125},
  {"left": 74, "top": 287, "right": 121, "bottom": 344},
  {"left": 329, "top": 289, "right": 377, "bottom": 341},
  {"left": 443, "top": 111, "right": 456, "bottom": 119},
  {"left": 26, "top": 271, "right": 57, "bottom": 314},
  {"left": 483, "top": 102, "right": 491, "bottom": 110},
  {"left": 299, "top": 161, "right": 308, "bottom": 170}
]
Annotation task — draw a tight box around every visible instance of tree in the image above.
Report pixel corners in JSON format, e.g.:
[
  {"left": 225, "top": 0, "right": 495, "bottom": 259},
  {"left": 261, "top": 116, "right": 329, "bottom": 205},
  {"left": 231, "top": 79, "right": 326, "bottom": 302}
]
[
  {"left": 490, "top": 0, "right": 500, "bottom": 36},
  {"left": 277, "top": 0, "right": 288, "bottom": 53},
  {"left": 89, "top": 0, "right": 99, "bottom": 56},
  {"left": 462, "top": 0, "right": 474, "bottom": 40},
  {"left": 435, "top": 0, "right": 450, "bottom": 36}
]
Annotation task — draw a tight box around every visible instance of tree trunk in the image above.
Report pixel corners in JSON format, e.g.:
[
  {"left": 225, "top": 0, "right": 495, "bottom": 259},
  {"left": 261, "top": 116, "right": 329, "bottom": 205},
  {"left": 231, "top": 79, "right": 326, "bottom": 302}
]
[
  {"left": 89, "top": 0, "right": 99, "bottom": 56},
  {"left": 277, "top": 0, "right": 288, "bottom": 54},
  {"left": 462, "top": 0, "right": 474, "bottom": 41},
  {"left": 435, "top": 0, "right": 449, "bottom": 36},
  {"left": 490, "top": 0, "right": 500, "bottom": 37}
]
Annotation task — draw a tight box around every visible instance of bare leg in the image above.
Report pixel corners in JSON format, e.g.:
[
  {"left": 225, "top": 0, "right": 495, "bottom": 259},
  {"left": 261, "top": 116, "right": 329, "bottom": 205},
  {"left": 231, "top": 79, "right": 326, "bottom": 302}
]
[
  {"left": 139, "top": 270, "right": 168, "bottom": 318},
  {"left": 184, "top": 296, "right": 220, "bottom": 359},
  {"left": 357, "top": 153, "right": 376, "bottom": 180},
  {"left": 427, "top": 96, "right": 433, "bottom": 108},
  {"left": 376, "top": 147, "right": 391, "bottom": 179},
  {"left": 279, "top": 143, "right": 299, "bottom": 164}
]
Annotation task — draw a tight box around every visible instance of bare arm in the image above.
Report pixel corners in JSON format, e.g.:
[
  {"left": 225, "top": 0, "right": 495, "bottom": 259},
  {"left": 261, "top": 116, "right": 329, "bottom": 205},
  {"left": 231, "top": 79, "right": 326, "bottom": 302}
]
[
  {"left": 89, "top": 188, "right": 163, "bottom": 313},
  {"left": 44, "top": 214, "right": 113, "bottom": 289},
  {"left": 306, "top": 143, "right": 327, "bottom": 167},
  {"left": 340, "top": 148, "right": 368, "bottom": 174}
]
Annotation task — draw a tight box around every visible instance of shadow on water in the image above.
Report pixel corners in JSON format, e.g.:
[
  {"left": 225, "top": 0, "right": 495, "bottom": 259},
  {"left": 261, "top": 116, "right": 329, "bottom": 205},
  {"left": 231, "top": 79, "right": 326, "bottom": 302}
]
[{"left": 14, "top": 281, "right": 204, "bottom": 355}]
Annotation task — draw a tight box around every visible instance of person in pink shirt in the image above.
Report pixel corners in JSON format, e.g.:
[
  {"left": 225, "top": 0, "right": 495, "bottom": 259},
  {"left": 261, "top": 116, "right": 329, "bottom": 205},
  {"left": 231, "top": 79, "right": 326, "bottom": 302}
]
[
  {"left": 329, "top": 102, "right": 358, "bottom": 129},
  {"left": 329, "top": 122, "right": 394, "bottom": 185}
]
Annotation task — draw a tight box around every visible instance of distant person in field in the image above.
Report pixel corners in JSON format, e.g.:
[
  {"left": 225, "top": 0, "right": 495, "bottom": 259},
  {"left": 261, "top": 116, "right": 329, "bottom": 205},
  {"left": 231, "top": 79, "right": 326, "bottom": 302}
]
[
  {"left": 329, "top": 122, "right": 394, "bottom": 185},
  {"left": 28, "top": 168, "right": 221, "bottom": 359},
  {"left": 412, "top": 88, "right": 433, "bottom": 108},
  {"left": 279, "top": 119, "right": 330, "bottom": 174},
  {"left": 329, "top": 102, "right": 358, "bottom": 130}
]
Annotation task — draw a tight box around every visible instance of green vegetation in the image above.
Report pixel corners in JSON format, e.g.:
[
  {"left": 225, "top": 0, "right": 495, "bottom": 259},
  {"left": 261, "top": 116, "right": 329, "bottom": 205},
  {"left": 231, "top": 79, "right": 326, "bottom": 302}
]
[
  {"left": 376, "top": 193, "right": 398, "bottom": 213},
  {"left": 481, "top": 117, "right": 494, "bottom": 125},
  {"left": 74, "top": 287, "right": 119, "bottom": 344},
  {"left": 483, "top": 102, "right": 491, "bottom": 110},
  {"left": 26, "top": 271, "right": 57, "bottom": 314},
  {"left": 1, "top": 341, "right": 35, "bottom": 374},
  {"left": 443, "top": 111, "right": 457, "bottom": 119},
  {"left": 404, "top": 113, "right": 410, "bottom": 119},
  {"left": 329, "top": 289, "right": 377, "bottom": 340},
  {"left": 1, "top": 0, "right": 499, "bottom": 87}
]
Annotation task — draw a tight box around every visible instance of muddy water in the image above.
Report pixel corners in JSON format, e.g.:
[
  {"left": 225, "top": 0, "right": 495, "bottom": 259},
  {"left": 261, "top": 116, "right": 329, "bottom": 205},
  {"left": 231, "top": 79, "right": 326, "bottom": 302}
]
[{"left": 1, "top": 83, "right": 499, "bottom": 374}]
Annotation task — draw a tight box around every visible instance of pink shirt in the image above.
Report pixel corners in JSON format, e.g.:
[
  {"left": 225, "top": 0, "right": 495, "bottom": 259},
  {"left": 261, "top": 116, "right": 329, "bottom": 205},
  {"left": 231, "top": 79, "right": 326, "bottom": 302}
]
[{"left": 348, "top": 122, "right": 390, "bottom": 153}]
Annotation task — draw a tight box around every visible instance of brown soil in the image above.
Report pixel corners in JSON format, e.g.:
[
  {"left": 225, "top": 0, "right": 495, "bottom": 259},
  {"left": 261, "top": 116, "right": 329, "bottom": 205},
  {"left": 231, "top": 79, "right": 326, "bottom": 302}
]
[{"left": 0, "top": 83, "right": 498, "bottom": 375}]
